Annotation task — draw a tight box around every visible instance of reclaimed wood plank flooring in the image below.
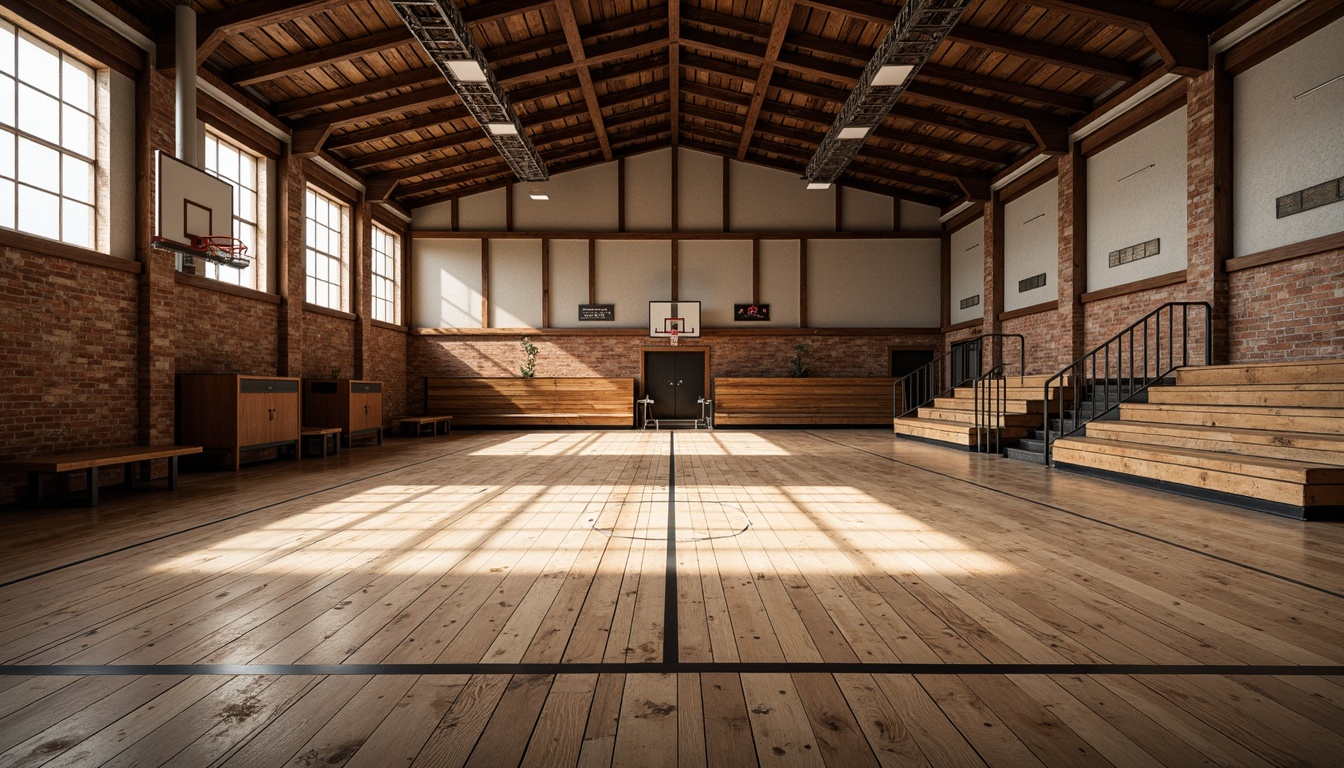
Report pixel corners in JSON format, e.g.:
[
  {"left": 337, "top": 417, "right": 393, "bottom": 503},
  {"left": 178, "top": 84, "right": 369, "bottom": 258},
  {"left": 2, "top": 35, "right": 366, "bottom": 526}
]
[{"left": 0, "top": 428, "right": 1341, "bottom": 766}]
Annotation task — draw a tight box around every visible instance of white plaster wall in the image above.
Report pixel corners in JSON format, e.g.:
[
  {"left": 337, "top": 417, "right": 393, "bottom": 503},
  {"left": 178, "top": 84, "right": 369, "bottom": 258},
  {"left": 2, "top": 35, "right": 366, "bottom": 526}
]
[
  {"left": 1233, "top": 16, "right": 1344, "bottom": 257},
  {"left": 413, "top": 238, "right": 481, "bottom": 328},
  {"left": 841, "top": 187, "right": 894, "bottom": 231},
  {"left": 728, "top": 160, "right": 834, "bottom": 231},
  {"left": 548, "top": 239, "right": 590, "bottom": 329},
  {"left": 679, "top": 240, "right": 752, "bottom": 327},
  {"left": 809, "top": 239, "right": 940, "bottom": 327},
  {"left": 759, "top": 239, "right": 801, "bottom": 327},
  {"left": 458, "top": 187, "right": 507, "bottom": 230},
  {"left": 595, "top": 239, "right": 670, "bottom": 328},
  {"left": 677, "top": 148, "right": 723, "bottom": 231},
  {"left": 901, "top": 200, "right": 941, "bottom": 231},
  {"left": 1086, "top": 106, "right": 1188, "bottom": 291},
  {"left": 411, "top": 199, "right": 454, "bottom": 230},
  {"left": 512, "top": 163, "right": 619, "bottom": 231},
  {"left": 1003, "top": 178, "right": 1060, "bottom": 312},
  {"left": 625, "top": 148, "right": 673, "bottom": 231},
  {"left": 949, "top": 218, "right": 984, "bottom": 325},
  {"left": 488, "top": 238, "right": 542, "bottom": 329}
]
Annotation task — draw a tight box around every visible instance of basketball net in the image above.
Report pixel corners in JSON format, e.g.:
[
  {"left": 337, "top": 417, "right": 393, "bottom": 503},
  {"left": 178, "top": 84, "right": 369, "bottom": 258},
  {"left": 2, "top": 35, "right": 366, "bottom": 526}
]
[{"left": 670, "top": 329, "right": 679, "bottom": 346}]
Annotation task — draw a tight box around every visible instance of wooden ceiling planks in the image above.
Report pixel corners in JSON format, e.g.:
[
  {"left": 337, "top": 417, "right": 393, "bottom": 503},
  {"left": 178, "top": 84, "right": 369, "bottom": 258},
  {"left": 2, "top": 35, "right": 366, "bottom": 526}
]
[{"left": 109, "top": 0, "right": 1249, "bottom": 209}]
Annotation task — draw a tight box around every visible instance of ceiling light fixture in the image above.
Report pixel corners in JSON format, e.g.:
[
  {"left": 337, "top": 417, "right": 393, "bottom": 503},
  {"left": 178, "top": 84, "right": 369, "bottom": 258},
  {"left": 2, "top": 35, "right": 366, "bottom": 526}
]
[
  {"left": 806, "top": 182, "right": 832, "bottom": 190},
  {"left": 391, "top": 0, "right": 547, "bottom": 183},
  {"left": 803, "top": 0, "right": 970, "bottom": 189},
  {"left": 528, "top": 184, "right": 549, "bottom": 201}
]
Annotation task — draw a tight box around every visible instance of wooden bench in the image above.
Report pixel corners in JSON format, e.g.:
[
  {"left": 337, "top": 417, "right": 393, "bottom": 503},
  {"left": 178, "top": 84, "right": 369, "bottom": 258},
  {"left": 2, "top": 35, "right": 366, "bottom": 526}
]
[
  {"left": 426, "top": 377, "right": 635, "bottom": 427},
  {"left": 395, "top": 415, "right": 453, "bottom": 437},
  {"left": 301, "top": 427, "right": 342, "bottom": 457},
  {"left": 0, "top": 445, "right": 203, "bottom": 507},
  {"left": 713, "top": 378, "right": 895, "bottom": 426}
]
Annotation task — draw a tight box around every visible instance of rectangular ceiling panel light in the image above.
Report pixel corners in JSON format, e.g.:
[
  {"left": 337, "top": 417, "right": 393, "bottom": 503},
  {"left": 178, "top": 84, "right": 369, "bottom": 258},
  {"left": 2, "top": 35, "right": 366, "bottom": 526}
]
[
  {"left": 446, "top": 60, "right": 488, "bottom": 82},
  {"left": 873, "top": 64, "right": 914, "bottom": 86},
  {"left": 806, "top": 182, "right": 832, "bottom": 190},
  {"left": 487, "top": 123, "right": 519, "bottom": 135},
  {"left": 838, "top": 126, "right": 871, "bottom": 140}
]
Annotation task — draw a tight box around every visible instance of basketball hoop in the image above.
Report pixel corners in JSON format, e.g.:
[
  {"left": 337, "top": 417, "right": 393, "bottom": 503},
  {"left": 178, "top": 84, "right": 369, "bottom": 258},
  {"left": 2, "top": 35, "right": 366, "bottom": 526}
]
[
  {"left": 191, "top": 235, "right": 251, "bottom": 270},
  {"left": 670, "top": 329, "right": 679, "bottom": 346}
]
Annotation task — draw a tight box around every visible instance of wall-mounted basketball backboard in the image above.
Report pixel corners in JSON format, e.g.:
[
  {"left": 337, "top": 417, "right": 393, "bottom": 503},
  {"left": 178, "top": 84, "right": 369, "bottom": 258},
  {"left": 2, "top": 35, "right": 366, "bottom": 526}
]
[
  {"left": 649, "top": 301, "right": 701, "bottom": 338},
  {"left": 153, "top": 150, "right": 234, "bottom": 250}
]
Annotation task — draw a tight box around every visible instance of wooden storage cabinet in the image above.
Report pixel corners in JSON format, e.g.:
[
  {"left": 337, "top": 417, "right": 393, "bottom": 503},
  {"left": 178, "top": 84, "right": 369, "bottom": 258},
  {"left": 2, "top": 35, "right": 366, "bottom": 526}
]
[
  {"left": 177, "top": 375, "right": 301, "bottom": 471},
  {"left": 303, "top": 379, "right": 384, "bottom": 447}
]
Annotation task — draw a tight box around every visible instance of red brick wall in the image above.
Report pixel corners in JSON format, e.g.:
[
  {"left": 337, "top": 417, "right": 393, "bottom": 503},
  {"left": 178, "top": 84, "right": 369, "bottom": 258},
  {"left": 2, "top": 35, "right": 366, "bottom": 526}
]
[
  {"left": 0, "top": 248, "right": 140, "bottom": 504},
  {"left": 301, "top": 310, "right": 356, "bottom": 380},
  {"left": 173, "top": 282, "right": 279, "bottom": 375},
  {"left": 1001, "top": 309, "right": 1069, "bottom": 375},
  {"left": 368, "top": 325, "right": 409, "bottom": 426},
  {"left": 1229, "top": 250, "right": 1344, "bottom": 362},
  {"left": 406, "top": 331, "right": 941, "bottom": 414}
]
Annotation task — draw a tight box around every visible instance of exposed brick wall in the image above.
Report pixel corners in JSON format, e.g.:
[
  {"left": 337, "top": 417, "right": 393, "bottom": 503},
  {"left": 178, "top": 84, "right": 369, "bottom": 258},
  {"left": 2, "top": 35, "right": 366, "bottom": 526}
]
[
  {"left": 368, "top": 325, "right": 409, "bottom": 426},
  {"left": 173, "top": 282, "right": 279, "bottom": 374},
  {"left": 1001, "top": 309, "right": 1070, "bottom": 375},
  {"left": 1229, "top": 250, "right": 1344, "bottom": 362},
  {"left": 406, "top": 331, "right": 942, "bottom": 414},
  {"left": 301, "top": 310, "right": 356, "bottom": 380},
  {"left": 0, "top": 247, "right": 140, "bottom": 505}
]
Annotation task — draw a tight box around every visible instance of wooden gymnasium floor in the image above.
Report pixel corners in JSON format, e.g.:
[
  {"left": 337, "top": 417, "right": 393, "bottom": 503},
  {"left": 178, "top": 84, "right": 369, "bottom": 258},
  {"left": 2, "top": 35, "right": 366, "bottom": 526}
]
[{"left": 1, "top": 429, "right": 1342, "bottom": 767}]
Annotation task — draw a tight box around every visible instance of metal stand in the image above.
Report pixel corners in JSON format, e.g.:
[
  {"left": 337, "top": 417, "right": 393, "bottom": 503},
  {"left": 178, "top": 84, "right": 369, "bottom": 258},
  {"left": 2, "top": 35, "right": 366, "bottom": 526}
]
[{"left": 637, "top": 397, "right": 654, "bottom": 430}]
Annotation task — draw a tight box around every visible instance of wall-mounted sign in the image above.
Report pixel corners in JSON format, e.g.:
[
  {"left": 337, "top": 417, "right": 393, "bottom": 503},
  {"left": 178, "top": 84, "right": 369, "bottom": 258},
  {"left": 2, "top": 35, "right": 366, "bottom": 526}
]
[
  {"left": 734, "top": 303, "right": 770, "bottom": 321},
  {"left": 579, "top": 304, "right": 615, "bottom": 321}
]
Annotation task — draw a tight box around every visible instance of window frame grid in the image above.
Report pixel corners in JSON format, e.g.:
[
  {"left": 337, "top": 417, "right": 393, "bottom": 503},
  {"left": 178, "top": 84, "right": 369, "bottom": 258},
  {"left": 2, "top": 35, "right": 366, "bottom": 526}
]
[
  {"left": 202, "top": 128, "right": 263, "bottom": 289},
  {"left": 370, "top": 221, "right": 401, "bottom": 325},
  {"left": 305, "top": 186, "right": 348, "bottom": 312},
  {"left": 0, "top": 20, "right": 98, "bottom": 249}
]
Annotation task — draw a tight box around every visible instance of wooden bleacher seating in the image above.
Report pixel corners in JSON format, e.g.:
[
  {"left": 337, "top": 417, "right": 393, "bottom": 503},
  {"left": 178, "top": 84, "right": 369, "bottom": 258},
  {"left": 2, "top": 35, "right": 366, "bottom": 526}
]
[
  {"left": 713, "top": 378, "right": 895, "bottom": 426},
  {"left": 893, "top": 375, "right": 1071, "bottom": 448},
  {"left": 1051, "top": 358, "right": 1344, "bottom": 520},
  {"left": 425, "top": 378, "right": 635, "bottom": 427}
]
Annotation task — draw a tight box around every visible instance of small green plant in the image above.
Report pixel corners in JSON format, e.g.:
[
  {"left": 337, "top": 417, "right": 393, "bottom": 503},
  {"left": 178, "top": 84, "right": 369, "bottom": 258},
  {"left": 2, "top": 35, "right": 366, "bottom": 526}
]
[
  {"left": 788, "top": 342, "right": 811, "bottom": 378},
  {"left": 519, "top": 336, "right": 539, "bottom": 378}
]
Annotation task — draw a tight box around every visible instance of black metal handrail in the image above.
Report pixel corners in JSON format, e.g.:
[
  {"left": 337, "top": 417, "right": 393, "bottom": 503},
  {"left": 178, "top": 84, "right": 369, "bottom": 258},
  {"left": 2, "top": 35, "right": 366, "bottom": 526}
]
[
  {"left": 974, "top": 363, "right": 1010, "bottom": 454},
  {"left": 1043, "top": 302, "right": 1212, "bottom": 465},
  {"left": 894, "top": 334, "right": 1025, "bottom": 419}
]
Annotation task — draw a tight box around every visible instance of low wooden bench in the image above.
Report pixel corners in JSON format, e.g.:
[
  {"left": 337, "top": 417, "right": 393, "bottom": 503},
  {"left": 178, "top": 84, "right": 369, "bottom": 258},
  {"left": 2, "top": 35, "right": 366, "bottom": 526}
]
[
  {"left": 301, "top": 427, "right": 342, "bottom": 458},
  {"left": 395, "top": 415, "right": 453, "bottom": 437},
  {"left": 713, "top": 378, "right": 895, "bottom": 426},
  {"left": 0, "top": 445, "right": 203, "bottom": 507},
  {"left": 426, "top": 377, "right": 635, "bottom": 427}
]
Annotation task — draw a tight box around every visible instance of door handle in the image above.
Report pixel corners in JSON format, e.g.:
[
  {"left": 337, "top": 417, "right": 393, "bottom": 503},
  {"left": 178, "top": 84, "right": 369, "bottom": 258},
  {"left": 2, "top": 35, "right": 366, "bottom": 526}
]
[
  {"left": 677, "top": 380, "right": 683, "bottom": 386},
  {"left": 268, "top": 408, "right": 274, "bottom": 421},
  {"left": 364, "top": 405, "right": 369, "bottom": 415},
  {"left": 668, "top": 381, "right": 675, "bottom": 386}
]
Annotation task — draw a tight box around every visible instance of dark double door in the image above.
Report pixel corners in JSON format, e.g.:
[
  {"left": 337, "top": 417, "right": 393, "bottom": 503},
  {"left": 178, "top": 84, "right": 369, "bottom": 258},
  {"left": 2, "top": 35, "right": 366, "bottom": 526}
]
[{"left": 643, "top": 351, "right": 706, "bottom": 420}]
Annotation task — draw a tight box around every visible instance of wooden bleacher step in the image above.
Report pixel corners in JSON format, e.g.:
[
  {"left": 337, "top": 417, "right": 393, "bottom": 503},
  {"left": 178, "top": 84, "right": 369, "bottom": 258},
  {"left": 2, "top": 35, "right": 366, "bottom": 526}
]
[{"left": 894, "top": 381, "right": 1068, "bottom": 451}]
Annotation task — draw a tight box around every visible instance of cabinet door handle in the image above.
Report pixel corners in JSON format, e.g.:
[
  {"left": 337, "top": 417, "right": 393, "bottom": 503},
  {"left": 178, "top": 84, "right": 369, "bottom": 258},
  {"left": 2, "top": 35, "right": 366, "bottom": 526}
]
[
  {"left": 268, "top": 408, "right": 274, "bottom": 421},
  {"left": 364, "top": 405, "right": 369, "bottom": 415}
]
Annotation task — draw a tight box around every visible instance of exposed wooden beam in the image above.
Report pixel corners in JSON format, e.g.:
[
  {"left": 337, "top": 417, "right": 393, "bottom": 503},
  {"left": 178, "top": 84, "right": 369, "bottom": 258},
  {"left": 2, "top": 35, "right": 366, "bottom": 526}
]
[
  {"left": 275, "top": 69, "right": 440, "bottom": 118},
  {"left": 293, "top": 84, "right": 459, "bottom": 134},
  {"left": 196, "top": 0, "right": 353, "bottom": 65},
  {"left": 459, "top": 0, "right": 554, "bottom": 25},
  {"left": 606, "top": 103, "right": 670, "bottom": 129},
  {"left": 601, "top": 81, "right": 668, "bottom": 110},
  {"left": 670, "top": 0, "right": 680, "bottom": 145},
  {"left": 229, "top": 28, "right": 413, "bottom": 86},
  {"left": 326, "top": 106, "right": 471, "bottom": 151},
  {"left": 755, "top": 138, "right": 961, "bottom": 197},
  {"left": 946, "top": 24, "right": 1135, "bottom": 82},
  {"left": 903, "top": 81, "right": 1072, "bottom": 150},
  {"left": 737, "top": 1, "right": 796, "bottom": 160},
  {"left": 792, "top": 0, "right": 895, "bottom": 26},
  {"left": 680, "top": 52, "right": 757, "bottom": 83},
  {"left": 917, "top": 63, "right": 1091, "bottom": 114},
  {"left": 555, "top": 0, "right": 613, "bottom": 161},
  {"left": 887, "top": 104, "right": 1038, "bottom": 147},
  {"left": 873, "top": 126, "right": 1015, "bottom": 166},
  {"left": 495, "top": 28, "right": 668, "bottom": 84},
  {"left": 774, "top": 48, "right": 864, "bottom": 82},
  {"left": 348, "top": 133, "right": 487, "bottom": 171},
  {"left": 681, "top": 81, "right": 751, "bottom": 108},
  {"left": 680, "top": 26, "right": 768, "bottom": 61},
  {"left": 682, "top": 103, "right": 744, "bottom": 129},
  {"left": 1026, "top": 0, "right": 1209, "bottom": 76}
]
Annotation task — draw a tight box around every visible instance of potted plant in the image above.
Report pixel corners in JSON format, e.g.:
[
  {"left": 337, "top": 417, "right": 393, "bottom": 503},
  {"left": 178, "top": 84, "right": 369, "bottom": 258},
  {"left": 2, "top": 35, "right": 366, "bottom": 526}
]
[
  {"left": 519, "top": 336, "right": 539, "bottom": 378},
  {"left": 788, "top": 342, "right": 811, "bottom": 378}
]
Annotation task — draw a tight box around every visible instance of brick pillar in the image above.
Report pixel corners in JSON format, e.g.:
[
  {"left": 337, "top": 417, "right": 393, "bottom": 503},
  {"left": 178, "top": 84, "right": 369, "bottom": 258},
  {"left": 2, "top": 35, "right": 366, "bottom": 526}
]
[
  {"left": 354, "top": 199, "right": 373, "bottom": 379},
  {"left": 1185, "top": 59, "right": 1232, "bottom": 364},
  {"left": 136, "top": 66, "right": 177, "bottom": 450},
  {"left": 982, "top": 196, "right": 1004, "bottom": 368},
  {"left": 1057, "top": 142, "right": 1087, "bottom": 363},
  {"left": 277, "top": 147, "right": 305, "bottom": 377}
]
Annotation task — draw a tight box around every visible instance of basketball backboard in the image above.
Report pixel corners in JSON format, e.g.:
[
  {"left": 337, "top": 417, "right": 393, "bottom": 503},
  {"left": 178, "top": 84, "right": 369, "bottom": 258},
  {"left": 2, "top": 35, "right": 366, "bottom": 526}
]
[
  {"left": 154, "top": 150, "right": 234, "bottom": 249},
  {"left": 649, "top": 301, "right": 701, "bottom": 338}
]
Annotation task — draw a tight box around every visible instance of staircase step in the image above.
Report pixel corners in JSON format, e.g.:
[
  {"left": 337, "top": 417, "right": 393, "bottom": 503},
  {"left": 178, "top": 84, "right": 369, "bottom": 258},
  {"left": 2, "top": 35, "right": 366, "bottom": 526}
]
[
  {"left": 918, "top": 407, "right": 1040, "bottom": 427},
  {"left": 933, "top": 396, "right": 1043, "bottom": 413},
  {"left": 893, "top": 417, "right": 1030, "bottom": 448},
  {"left": 1004, "top": 446, "right": 1046, "bottom": 464},
  {"left": 1119, "top": 403, "right": 1344, "bottom": 435},
  {"left": 1017, "top": 437, "right": 1046, "bottom": 452},
  {"left": 1146, "top": 384, "right": 1344, "bottom": 409}
]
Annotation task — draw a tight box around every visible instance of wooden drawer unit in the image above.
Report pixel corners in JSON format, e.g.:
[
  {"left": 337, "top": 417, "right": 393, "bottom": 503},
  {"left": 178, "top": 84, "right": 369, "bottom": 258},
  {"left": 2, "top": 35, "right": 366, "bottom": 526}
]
[
  {"left": 303, "top": 379, "right": 384, "bottom": 447},
  {"left": 178, "top": 374, "right": 302, "bottom": 471}
]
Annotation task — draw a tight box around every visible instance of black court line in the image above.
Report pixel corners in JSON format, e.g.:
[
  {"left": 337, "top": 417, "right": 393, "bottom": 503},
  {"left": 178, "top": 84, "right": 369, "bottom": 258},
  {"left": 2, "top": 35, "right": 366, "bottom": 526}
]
[
  {"left": 0, "top": 439, "right": 489, "bottom": 590},
  {"left": 815, "top": 432, "right": 1344, "bottom": 602},
  {"left": 664, "top": 432, "right": 678, "bottom": 664},
  {"left": 1, "top": 662, "right": 1340, "bottom": 677}
]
